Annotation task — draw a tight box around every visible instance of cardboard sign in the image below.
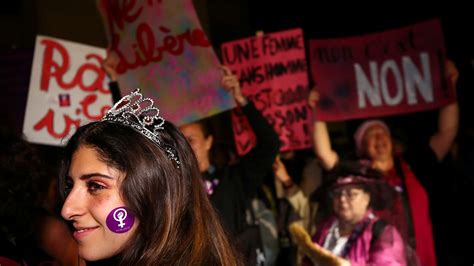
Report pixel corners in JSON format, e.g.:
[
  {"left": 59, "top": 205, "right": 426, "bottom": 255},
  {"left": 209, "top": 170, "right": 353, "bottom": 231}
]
[
  {"left": 97, "top": 0, "right": 234, "bottom": 125},
  {"left": 309, "top": 19, "right": 455, "bottom": 121},
  {"left": 23, "top": 35, "right": 112, "bottom": 146},
  {"left": 222, "top": 28, "right": 312, "bottom": 155}
]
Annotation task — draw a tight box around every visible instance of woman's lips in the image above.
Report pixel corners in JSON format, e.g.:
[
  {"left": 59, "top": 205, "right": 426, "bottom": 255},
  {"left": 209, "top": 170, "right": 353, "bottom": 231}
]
[{"left": 73, "top": 226, "right": 99, "bottom": 239}]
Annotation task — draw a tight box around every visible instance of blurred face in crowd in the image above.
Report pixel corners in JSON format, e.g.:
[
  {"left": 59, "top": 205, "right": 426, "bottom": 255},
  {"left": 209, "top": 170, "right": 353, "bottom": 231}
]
[
  {"left": 61, "top": 146, "right": 137, "bottom": 261},
  {"left": 179, "top": 122, "right": 213, "bottom": 172},
  {"left": 179, "top": 123, "right": 213, "bottom": 173},
  {"left": 362, "top": 125, "right": 393, "bottom": 161},
  {"left": 331, "top": 184, "right": 370, "bottom": 225}
]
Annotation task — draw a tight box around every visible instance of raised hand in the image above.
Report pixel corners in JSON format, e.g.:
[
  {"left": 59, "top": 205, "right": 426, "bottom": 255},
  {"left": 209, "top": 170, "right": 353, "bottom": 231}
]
[
  {"left": 273, "top": 156, "right": 293, "bottom": 188},
  {"left": 219, "top": 65, "right": 247, "bottom": 106},
  {"left": 102, "top": 51, "right": 120, "bottom": 81},
  {"left": 445, "top": 59, "right": 459, "bottom": 91},
  {"left": 289, "top": 224, "right": 351, "bottom": 266},
  {"left": 308, "top": 87, "right": 320, "bottom": 109}
]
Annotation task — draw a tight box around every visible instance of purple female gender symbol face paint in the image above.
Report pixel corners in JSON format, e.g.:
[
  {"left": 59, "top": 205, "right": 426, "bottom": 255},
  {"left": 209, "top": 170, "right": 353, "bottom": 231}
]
[{"left": 106, "top": 207, "right": 135, "bottom": 233}]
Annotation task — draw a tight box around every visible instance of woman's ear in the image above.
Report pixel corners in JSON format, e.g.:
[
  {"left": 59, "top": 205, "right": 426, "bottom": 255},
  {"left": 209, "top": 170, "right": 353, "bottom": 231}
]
[
  {"left": 205, "top": 135, "right": 213, "bottom": 152},
  {"left": 364, "top": 192, "right": 371, "bottom": 209}
]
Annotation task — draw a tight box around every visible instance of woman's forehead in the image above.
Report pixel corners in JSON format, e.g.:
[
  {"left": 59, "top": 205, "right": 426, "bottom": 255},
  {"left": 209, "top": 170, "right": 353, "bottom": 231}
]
[
  {"left": 332, "top": 184, "right": 364, "bottom": 192},
  {"left": 369, "top": 124, "right": 388, "bottom": 133},
  {"left": 363, "top": 125, "right": 389, "bottom": 139}
]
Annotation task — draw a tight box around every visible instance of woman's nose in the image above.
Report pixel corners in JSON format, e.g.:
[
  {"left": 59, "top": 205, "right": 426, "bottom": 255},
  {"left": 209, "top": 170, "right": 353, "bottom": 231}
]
[{"left": 61, "top": 187, "right": 86, "bottom": 221}]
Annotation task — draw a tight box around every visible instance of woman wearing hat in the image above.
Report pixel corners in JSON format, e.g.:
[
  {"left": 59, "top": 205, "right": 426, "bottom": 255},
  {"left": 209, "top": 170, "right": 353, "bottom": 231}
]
[
  {"left": 298, "top": 161, "right": 406, "bottom": 266},
  {"left": 310, "top": 60, "right": 459, "bottom": 266}
]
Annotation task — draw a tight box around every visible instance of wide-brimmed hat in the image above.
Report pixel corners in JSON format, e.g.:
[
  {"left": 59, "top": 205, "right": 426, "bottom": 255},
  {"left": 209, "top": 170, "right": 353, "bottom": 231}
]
[
  {"left": 353, "top": 119, "right": 390, "bottom": 156},
  {"left": 312, "top": 161, "right": 395, "bottom": 210}
]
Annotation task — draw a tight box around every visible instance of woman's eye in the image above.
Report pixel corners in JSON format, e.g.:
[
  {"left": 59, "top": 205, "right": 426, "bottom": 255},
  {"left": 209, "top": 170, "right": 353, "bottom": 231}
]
[
  {"left": 64, "top": 179, "right": 74, "bottom": 194},
  {"left": 87, "top": 181, "right": 106, "bottom": 193},
  {"left": 349, "top": 192, "right": 360, "bottom": 198}
]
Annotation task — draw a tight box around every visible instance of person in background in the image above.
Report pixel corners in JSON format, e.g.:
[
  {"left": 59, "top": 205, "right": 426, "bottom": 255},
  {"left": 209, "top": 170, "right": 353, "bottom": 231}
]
[
  {"left": 179, "top": 66, "right": 280, "bottom": 265},
  {"left": 59, "top": 89, "right": 241, "bottom": 265},
  {"left": 299, "top": 161, "right": 406, "bottom": 266},
  {"left": 311, "top": 60, "right": 459, "bottom": 266},
  {"left": 102, "top": 50, "right": 122, "bottom": 103},
  {"left": 272, "top": 153, "right": 325, "bottom": 265},
  {"left": 0, "top": 129, "right": 84, "bottom": 265}
]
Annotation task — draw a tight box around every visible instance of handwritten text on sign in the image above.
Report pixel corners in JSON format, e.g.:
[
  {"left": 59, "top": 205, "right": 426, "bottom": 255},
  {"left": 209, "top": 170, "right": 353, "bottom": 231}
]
[
  {"left": 222, "top": 28, "right": 311, "bottom": 155},
  {"left": 97, "top": 0, "right": 234, "bottom": 125},
  {"left": 309, "top": 19, "right": 454, "bottom": 121},
  {"left": 23, "top": 36, "right": 112, "bottom": 146}
]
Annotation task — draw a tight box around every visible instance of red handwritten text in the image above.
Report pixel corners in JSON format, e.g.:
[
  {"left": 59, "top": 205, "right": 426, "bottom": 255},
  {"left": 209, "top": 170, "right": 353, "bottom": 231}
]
[
  {"left": 33, "top": 93, "right": 111, "bottom": 140},
  {"left": 40, "top": 39, "right": 109, "bottom": 94},
  {"left": 33, "top": 109, "right": 81, "bottom": 139},
  {"left": 100, "top": 0, "right": 211, "bottom": 74}
]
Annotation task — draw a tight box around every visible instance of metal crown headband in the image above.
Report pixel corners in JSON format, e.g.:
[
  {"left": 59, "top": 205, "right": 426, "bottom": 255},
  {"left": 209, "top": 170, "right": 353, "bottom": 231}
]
[{"left": 101, "top": 88, "right": 180, "bottom": 168}]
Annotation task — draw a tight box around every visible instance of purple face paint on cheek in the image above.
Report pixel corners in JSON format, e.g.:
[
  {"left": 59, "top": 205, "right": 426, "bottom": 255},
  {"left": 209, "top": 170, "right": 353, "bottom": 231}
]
[{"left": 106, "top": 207, "right": 135, "bottom": 233}]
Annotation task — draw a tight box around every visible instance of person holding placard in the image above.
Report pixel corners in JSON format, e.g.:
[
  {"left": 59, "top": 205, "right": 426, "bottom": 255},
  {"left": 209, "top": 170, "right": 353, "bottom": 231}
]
[
  {"left": 310, "top": 60, "right": 460, "bottom": 266},
  {"left": 179, "top": 66, "right": 280, "bottom": 265}
]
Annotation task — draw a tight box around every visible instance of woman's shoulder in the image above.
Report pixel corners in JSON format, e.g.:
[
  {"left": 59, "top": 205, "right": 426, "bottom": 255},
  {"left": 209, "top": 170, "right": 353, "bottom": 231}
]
[{"left": 368, "top": 218, "right": 404, "bottom": 246}]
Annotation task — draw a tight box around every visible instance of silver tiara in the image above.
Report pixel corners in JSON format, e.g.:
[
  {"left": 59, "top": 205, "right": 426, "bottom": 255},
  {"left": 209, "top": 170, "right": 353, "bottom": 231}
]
[{"left": 102, "top": 88, "right": 180, "bottom": 168}]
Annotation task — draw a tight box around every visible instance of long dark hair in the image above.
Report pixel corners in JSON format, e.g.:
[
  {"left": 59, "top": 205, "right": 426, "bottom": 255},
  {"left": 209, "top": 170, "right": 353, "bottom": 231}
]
[{"left": 59, "top": 121, "right": 241, "bottom": 265}]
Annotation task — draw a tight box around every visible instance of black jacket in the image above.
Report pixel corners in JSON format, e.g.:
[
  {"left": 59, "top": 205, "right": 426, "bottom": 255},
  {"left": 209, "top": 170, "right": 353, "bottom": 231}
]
[{"left": 206, "top": 103, "right": 280, "bottom": 235}]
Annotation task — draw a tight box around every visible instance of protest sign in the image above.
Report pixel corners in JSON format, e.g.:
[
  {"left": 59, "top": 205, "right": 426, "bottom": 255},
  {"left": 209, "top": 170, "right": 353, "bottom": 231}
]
[
  {"left": 222, "top": 28, "right": 311, "bottom": 154},
  {"left": 309, "top": 19, "right": 454, "bottom": 121},
  {"left": 23, "top": 35, "right": 112, "bottom": 146},
  {"left": 97, "top": 0, "right": 234, "bottom": 125}
]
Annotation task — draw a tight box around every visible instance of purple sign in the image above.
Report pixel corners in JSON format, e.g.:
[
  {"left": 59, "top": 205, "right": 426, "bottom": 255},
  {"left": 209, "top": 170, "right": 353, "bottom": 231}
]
[{"left": 106, "top": 207, "right": 135, "bottom": 233}]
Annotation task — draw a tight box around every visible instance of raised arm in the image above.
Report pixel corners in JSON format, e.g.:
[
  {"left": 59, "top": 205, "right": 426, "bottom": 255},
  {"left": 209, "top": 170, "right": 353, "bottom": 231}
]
[
  {"left": 273, "top": 157, "right": 318, "bottom": 235},
  {"left": 102, "top": 50, "right": 122, "bottom": 103},
  {"left": 220, "top": 65, "right": 280, "bottom": 191},
  {"left": 429, "top": 59, "right": 459, "bottom": 161},
  {"left": 309, "top": 89, "right": 339, "bottom": 170},
  {"left": 220, "top": 65, "right": 248, "bottom": 107}
]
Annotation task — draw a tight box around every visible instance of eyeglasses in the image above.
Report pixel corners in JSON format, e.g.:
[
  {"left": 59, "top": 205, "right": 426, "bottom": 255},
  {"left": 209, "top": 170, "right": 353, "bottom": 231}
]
[{"left": 330, "top": 188, "right": 364, "bottom": 201}]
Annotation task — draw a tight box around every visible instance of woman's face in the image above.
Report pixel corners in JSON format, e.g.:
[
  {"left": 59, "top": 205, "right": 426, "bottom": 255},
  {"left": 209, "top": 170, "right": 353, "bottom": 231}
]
[
  {"left": 61, "top": 145, "right": 138, "bottom": 261},
  {"left": 179, "top": 122, "right": 213, "bottom": 172},
  {"left": 362, "top": 125, "right": 392, "bottom": 161},
  {"left": 332, "top": 185, "right": 370, "bottom": 224}
]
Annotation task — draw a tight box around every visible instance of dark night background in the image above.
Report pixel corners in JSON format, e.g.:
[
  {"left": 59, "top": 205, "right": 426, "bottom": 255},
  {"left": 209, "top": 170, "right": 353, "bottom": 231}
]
[
  {"left": 1, "top": 0, "right": 473, "bottom": 190},
  {"left": 1, "top": 1, "right": 472, "bottom": 135},
  {"left": 0, "top": 1, "right": 473, "bottom": 265},
  {"left": 2, "top": 0, "right": 473, "bottom": 168},
  {"left": 1, "top": 4, "right": 473, "bottom": 164}
]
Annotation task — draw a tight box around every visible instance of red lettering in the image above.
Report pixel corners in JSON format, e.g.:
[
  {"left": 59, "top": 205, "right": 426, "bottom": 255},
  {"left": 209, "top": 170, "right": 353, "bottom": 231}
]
[
  {"left": 40, "top": 39, "right": 109, "bottom": 94},
  {"left": 100, "top": 0, "right": 143, "bottom": 52},
  {"left": 147, "top": 0, "right": 162, "bottom": 5},
  {"left": 33, "top": 109, "right": 81, "bottom": 139},
  {"left": 40, "top": 39, "right": 74, "bottom": 91},
  {"left": 188, "top": 28, "right": 210, "bottom": 46},
  {"left": 80, "top": 94, "right": 111, "bottom": 120},
  {"left": 75, "top": 54, "right": 109, "bottom": 93},
  {"left": 231, "top": 109, "right": 256, "bottom": 155},
  {"left": 163, "top": 34, "right": 182, "bottom": 56},
  {"left": 137, "top": 23, "right": 157, "bottom": 62},
  {"left": 100, "top": 0, "right": 211, "bottom": 74},
  {"left": 114, "top": 23, "right": 210, "bottom": 74}
]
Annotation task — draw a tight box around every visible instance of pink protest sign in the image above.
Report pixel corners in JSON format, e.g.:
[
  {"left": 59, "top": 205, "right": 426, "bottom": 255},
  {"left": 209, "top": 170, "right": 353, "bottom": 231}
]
[
  {"left": 23, "top": 36, "right": 112, "bottom": 146},
  {"left": 221, "top": 28, "right": 312, "bottom": 155},
  {"left": 309, "top": 19, "right": 455, "bottom": 121},
  {"left": 97, "top": 0, "right": 234, "bottom": 125}
]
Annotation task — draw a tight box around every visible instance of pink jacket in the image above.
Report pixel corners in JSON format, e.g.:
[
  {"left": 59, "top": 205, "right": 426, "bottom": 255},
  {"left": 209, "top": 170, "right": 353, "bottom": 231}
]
[{"left": 304, "top": 213, "right": 407, "bottom": 266}]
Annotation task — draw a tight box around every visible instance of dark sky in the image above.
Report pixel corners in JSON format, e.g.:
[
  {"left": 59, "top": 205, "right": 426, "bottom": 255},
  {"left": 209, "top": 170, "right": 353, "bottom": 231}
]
[
  {"left": 206, "top": 1, "right": 472, "bottom": 61},
  {"left": 1, "top": 1, "right": 473, "bottom": 133}
]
